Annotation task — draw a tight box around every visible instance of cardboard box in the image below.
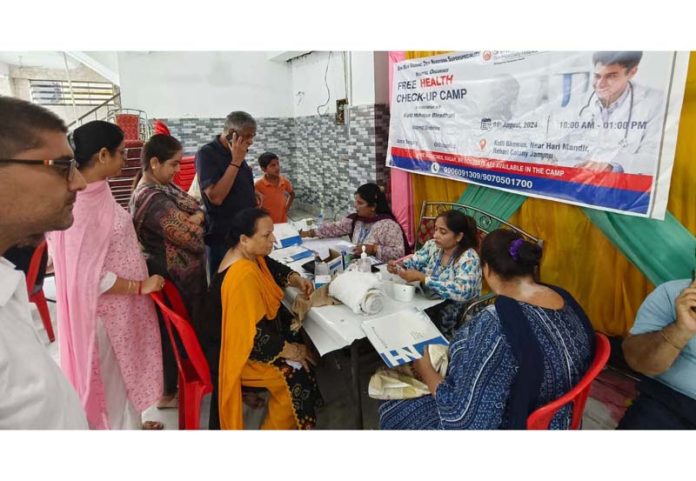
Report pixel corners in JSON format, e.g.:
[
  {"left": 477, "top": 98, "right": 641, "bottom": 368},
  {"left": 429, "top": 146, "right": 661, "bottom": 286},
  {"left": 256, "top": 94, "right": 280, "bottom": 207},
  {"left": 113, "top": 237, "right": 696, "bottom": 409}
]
[{"left": 321, "top": 248, "right": 344, "bottom": 275}]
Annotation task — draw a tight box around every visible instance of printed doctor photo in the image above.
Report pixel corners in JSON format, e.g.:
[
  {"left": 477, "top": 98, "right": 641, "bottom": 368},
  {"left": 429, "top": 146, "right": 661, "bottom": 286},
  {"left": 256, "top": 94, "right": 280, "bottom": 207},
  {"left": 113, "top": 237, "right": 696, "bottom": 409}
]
[{"left": 551, "top": 51, "right": 665, "bottom": 174}]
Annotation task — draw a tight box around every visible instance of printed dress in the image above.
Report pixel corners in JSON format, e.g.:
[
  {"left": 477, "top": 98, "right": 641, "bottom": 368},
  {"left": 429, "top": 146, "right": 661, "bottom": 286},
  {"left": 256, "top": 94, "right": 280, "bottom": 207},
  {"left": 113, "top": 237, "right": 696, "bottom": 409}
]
[{"left": 379, "top": 300, "right": 593, "bottom": 429}]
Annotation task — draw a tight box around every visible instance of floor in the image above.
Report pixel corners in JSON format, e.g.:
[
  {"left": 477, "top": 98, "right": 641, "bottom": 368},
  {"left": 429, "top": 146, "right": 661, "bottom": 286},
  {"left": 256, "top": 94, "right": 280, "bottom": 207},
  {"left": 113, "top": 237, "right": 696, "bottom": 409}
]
[{"left": 32, "top": 204, "right": 637, "bottom": 430}]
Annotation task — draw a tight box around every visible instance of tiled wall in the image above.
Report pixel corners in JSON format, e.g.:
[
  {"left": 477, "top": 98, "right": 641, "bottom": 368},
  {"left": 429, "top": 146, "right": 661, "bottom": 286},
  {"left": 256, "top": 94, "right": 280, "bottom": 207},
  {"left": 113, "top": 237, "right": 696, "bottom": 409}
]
[
  {"left": 158, "top": 103, "right": 389, "bottom": 218},
  {"left": 158, "top": 116, "right": 295, "bottom": 180}
]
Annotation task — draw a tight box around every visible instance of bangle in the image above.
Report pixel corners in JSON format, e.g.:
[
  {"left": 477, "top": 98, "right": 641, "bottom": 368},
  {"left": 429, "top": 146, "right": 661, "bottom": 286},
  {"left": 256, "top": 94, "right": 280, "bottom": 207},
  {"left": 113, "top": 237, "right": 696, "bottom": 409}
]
[
  {"left": 229, "top": 162, "right": 241, "bottom": 169},
  {"left": 138, "top": 281, "right": 143, "bottom": 295},
  {"left": 660, "top": 329, "right": 683, "bottom": 350}
]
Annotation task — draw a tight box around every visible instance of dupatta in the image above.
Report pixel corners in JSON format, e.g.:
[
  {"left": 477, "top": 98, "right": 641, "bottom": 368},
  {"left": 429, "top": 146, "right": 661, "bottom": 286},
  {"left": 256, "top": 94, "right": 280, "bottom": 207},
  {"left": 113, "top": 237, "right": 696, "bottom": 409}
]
[
  {"left": 218, "top": 256, "right": 284, "bottom": 429},
  {"left": 48, "top": 181, "right": 162, "bottom": 429}
]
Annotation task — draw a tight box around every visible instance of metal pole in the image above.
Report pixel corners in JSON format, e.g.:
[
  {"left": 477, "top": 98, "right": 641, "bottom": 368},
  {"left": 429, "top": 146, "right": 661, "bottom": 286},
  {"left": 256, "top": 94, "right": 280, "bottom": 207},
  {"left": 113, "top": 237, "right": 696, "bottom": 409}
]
[{"left": 62, "top": 52, "right": 78, "bottom": 124}]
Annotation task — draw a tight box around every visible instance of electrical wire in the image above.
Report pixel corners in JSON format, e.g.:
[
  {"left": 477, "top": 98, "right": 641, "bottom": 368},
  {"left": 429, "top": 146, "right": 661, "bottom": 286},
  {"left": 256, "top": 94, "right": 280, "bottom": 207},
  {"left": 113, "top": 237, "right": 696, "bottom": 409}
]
[{"left": 316, "top": 51, "right": 333, "bottom": 116}]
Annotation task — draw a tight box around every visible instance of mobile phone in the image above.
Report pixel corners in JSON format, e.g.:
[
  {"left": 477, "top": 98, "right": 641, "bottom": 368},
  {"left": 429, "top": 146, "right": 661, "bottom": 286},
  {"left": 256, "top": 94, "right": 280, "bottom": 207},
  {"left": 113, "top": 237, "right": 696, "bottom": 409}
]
[{"left": 225, "top": 129, "right": 238, "bottom": 144}]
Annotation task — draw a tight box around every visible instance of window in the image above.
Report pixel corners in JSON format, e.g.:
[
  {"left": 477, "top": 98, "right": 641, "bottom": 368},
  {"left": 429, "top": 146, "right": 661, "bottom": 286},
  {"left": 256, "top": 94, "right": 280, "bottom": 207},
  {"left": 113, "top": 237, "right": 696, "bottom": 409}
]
[{"left": 30, "top": 80, "right": 116, "bottom": 106}]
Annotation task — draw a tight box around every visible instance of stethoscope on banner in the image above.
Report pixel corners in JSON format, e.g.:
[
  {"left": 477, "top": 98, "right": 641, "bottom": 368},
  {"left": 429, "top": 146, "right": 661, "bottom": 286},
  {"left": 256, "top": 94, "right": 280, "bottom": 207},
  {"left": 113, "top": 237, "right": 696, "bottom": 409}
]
[{"left": 578, "top": 81, "right": 634, "bottom": 148}]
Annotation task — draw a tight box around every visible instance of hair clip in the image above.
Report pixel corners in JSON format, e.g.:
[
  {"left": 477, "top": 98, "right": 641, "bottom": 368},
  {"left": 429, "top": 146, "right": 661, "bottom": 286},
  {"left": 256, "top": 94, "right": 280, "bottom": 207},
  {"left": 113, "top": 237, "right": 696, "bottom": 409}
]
[{"left": 508, "top": 238, "right": 525, "bottom": 261}]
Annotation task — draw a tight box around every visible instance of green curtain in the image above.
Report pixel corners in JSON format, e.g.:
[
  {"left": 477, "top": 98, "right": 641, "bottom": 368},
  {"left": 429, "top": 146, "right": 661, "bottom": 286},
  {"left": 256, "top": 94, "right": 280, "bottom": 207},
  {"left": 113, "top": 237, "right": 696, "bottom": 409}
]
[
  {"left": 582, "top": 208, "right": 696, "bottom": 286},
  {"left": 456, "top": 184, "right": 695, "bottom": 285},
  {"left": 456, "top": 184, "right": 527, "bottom": 220}
]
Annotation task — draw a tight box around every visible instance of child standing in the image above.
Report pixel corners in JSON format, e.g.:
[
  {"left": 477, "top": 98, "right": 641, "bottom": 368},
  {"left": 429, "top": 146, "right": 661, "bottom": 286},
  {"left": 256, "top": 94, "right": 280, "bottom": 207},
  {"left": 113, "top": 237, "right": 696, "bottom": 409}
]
[{"left": 255, "top": 152, "right": 295, "bottom": 223}]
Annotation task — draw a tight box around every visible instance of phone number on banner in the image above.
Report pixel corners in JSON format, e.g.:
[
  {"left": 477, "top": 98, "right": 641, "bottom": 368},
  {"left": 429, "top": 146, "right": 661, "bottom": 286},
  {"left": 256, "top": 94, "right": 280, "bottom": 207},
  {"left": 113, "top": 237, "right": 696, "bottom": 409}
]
[{"left": 441, "top": 164, "right": 534, "bottom": 190}]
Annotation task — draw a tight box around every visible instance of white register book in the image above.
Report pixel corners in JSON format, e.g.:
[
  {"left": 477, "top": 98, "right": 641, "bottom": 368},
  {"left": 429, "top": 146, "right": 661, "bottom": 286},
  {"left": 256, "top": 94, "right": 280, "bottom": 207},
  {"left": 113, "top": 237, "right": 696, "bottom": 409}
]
[{"left": 361, "top": 307, "right": 448, "bottom": 368}]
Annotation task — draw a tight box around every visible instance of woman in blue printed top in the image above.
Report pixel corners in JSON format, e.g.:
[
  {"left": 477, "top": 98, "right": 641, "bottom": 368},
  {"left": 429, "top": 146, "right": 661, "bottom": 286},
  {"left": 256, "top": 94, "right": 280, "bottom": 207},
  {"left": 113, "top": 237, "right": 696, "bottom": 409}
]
[
  {"left": 387, "top": 209, "right": 482, "bottom": 337},
  {"left": 379, "top": 229, "right": 595, "bottom": 430}
]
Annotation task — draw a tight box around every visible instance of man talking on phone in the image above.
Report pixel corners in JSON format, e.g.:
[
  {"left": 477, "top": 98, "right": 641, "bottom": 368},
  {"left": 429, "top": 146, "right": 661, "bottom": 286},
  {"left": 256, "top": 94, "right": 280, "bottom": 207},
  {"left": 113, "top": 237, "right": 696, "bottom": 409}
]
[
  {"left": 620, "top": 272, "right": 696, "bottom": 429},
  {"left": 195, "top": 111, "right": 258, "bottom": 275}
]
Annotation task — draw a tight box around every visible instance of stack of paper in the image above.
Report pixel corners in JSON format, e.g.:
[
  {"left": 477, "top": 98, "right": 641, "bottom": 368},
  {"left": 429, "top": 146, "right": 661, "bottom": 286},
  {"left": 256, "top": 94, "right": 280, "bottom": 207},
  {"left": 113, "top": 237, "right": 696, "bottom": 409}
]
[
  {"left": 273, "top": 223, "right": 302, "bottom": 248},
  {"left": 269, "top": 245, "right": 314, "bottom": 264}
]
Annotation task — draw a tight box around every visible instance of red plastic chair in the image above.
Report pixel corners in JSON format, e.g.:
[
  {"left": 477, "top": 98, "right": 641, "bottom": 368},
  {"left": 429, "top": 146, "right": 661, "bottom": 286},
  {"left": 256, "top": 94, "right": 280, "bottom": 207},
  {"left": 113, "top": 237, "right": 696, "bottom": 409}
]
[
  {"left": 527, "top": 332, "right": 611, "bottom": 429},
  {"left": 26, "top": 239, "right": 55, "bottom": 343},
  {"left": 173, "top": 155, "right": 196, "bottom": 192},
  {"left": 150, "top": 282, "right": 212, "bottom": 430},
  {"left": 114, "top": 113, "right": 141, "bottom": 141}
]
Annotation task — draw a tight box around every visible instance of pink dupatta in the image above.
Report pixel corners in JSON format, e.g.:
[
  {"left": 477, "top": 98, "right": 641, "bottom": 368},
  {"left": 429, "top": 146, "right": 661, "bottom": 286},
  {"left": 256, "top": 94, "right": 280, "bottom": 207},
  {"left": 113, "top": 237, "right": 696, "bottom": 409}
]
[{"left": 48, "top": 181, "right": 162, "bottom": 429}]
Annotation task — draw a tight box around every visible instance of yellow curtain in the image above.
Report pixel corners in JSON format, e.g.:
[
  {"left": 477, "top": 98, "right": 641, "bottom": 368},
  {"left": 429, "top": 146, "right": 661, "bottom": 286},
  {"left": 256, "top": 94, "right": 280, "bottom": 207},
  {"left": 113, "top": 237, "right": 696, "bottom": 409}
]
[
  {"left": 406, "top": 51, "right": 695, "bottom": 336},
  {"left": 667, "top": 52, "right": 696, "bottom": 234}
]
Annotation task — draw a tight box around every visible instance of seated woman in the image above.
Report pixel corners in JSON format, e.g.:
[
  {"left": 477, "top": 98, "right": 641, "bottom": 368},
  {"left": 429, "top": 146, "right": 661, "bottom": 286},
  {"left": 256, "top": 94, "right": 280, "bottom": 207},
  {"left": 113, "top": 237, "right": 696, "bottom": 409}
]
[
  {"left": 300, "top": 183, "right": 407, "bottom": 262},
  {"left": 379, "top": 229, "right": 595, "bottom": 429},
  {"left": 47, "top": 121, "right": 165, "bottom": 430},
  {"left": 130, "top": 133, "right": 207, "bottom": 408},
  {"left": 208, "top": 207, "right": 321, "bottom": 430},
  {"left": 387, "top": 209, "right": 481, "bottom": 337}
]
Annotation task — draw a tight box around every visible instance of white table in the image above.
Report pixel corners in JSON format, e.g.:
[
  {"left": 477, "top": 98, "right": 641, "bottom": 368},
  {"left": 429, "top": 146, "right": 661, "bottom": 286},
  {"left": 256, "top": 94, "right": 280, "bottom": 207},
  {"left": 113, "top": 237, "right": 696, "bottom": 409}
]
[
  {"left": 275, "top": 238, "right": 443, "bottom": 427},
  {"left": 284, "top": 272, "right": 442, "bottom": 357}
]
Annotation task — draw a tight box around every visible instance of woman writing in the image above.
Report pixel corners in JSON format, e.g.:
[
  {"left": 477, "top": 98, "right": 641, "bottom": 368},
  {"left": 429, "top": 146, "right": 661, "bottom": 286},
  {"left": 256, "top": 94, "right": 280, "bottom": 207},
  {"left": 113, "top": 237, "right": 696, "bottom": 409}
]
[
  {"left": 387, "top": 209, "right": 481, "bottom": 337},
  {"left": 379, "top": 229, "right": 595, "bottom": 429},
  {"left": 130, "top": 133, "right": 207, "bottom": 408},
  {"left": 300, "top": 183, "right": 407, "bottom": 262},
  {"left": 209, "top": 207, "right": 321, "bottom": 429},
  {"left": 48, "top": 121, "right": 165, "bottom": 429}
]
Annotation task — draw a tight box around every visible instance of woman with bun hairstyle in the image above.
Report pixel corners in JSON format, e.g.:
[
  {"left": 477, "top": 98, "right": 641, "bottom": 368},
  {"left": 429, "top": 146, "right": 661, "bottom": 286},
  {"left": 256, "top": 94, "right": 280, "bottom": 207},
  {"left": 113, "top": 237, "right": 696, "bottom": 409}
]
[
  {"left": 379, "top": 228, "right": 595, "bottom": 430},
  {"left": 47, "top": 121, "right": 165, "bottom": 429},
  {"left": 206, "top": 207, "right": 321, "bottom": 430},
  {"left": 130, "top": 133, "right": 207, "bottom": 409}
]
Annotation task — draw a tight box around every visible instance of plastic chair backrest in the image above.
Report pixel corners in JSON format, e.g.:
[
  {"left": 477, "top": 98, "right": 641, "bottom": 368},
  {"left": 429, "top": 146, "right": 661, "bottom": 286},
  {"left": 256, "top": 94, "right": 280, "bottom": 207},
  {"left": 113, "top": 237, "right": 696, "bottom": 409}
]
[
  {"left": 149, "top": 283, "right": 212, "bottom": 391},
  {"left": 26, "top": 239, "right": 47, "bottom": 292},
  {"left": 173, "top": 156, "right": 196, "bottom": 191},
  {"left": 526, "top": 332, "right": 611, "bottom": 430},
  {"left": 114, "top": 113, "right": 141, "bottom": 141}
]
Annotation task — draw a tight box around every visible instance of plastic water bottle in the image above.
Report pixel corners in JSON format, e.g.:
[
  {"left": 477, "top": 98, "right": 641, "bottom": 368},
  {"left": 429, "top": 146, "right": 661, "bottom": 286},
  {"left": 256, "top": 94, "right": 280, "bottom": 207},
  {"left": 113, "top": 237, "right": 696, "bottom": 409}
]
[
  {"left": 314, "top": 259, "right": 331, "bottom": 289},
  {"left": 316, "top": 208, "right": 324, "bottom": 228},
  {"left": 359, "top": 245, "right": 371, "bottom": 273}
]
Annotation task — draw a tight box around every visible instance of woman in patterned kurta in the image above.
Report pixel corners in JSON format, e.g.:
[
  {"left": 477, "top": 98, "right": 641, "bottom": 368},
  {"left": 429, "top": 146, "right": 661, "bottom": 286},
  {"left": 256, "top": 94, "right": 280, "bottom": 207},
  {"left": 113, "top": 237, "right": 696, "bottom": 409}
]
[
  {"left": 379, "top": 229, "right": 594, "bottom": 430},
  {"left": 387, "top": 210, "right": 482, "bottom": 338},
  {"left": 300, "top": 183, "right": 407, "bottom": 262},
  {"left": 213, "top": 208, "right": 322, "bottom": 430},
  {"left": 130, "top": 133, "right": 207, "bottom": 406},
  {"left": 48, "top": 121, "right": 165, "bottom": 429}
]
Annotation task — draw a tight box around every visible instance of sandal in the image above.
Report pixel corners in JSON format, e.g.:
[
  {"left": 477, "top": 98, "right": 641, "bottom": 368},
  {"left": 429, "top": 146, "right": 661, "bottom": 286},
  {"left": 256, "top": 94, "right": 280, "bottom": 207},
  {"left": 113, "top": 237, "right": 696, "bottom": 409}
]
[
  {"left": 156, "top": 393, "right": 178, "bottom": 409},
  {"left": 142, "top": 420, "right": 164, "bottom": 430}
]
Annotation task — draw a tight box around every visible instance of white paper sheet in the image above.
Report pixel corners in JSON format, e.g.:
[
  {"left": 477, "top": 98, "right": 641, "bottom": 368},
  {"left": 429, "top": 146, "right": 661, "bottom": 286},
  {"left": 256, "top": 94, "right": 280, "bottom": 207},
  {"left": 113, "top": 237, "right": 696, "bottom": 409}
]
[{"left": 362, "top": 307, "right": 448, "bottom": 368}]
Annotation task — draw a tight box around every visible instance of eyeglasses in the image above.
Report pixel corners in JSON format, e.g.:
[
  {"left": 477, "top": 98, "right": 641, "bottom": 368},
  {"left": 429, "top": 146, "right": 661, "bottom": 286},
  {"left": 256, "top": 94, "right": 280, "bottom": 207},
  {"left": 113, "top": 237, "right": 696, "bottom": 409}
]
[{"left": 0, "top": 158, "right": 78, "bottom": 181}]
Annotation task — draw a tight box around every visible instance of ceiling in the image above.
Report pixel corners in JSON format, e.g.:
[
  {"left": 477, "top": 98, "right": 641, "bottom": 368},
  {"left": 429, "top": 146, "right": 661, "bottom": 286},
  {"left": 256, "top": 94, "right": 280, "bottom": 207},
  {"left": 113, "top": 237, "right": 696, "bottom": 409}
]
[{"left": 0, "top": 51, "right": 80, "bottom": 69}]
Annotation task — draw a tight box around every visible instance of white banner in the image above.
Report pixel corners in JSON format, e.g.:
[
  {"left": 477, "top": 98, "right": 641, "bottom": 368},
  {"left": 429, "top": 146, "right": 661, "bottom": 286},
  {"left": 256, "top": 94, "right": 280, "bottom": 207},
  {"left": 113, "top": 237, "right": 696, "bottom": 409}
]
[{"left": 387, "top": 51, "right": 689, "bottom": 219}]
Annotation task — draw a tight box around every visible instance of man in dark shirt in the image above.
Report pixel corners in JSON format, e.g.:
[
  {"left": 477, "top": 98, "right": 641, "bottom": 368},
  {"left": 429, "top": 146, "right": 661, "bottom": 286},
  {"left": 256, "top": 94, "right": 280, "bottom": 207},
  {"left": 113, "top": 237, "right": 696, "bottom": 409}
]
[{"left": 195, "top": 111, "right": 258, "bottom": 275}]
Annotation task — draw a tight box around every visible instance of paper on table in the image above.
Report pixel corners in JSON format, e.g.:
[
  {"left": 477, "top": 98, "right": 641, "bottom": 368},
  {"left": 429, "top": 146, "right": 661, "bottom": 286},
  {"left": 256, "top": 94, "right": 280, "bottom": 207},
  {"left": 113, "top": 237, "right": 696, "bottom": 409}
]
[
  {"left": 362, "top": 307, "right": 448, "bottom": 368},
  {"left": 301, "top": 238, "right": 354, "bottom": 261},
  {"left": 273, "top": 223, "right": 302, "bottom": 248},
  {"left": 269, "top": 245, "right": 314, "bottom": 263}
]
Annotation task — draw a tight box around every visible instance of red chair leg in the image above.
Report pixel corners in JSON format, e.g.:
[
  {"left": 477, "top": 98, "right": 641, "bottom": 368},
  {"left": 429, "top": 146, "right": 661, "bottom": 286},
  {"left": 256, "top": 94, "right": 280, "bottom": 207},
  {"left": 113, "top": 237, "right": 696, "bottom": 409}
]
[
  {"left": 32, "top": 290, "right": 55, "bottom": 343},
  {"left": 178, "top": 374, "right": 187, "bottom": 429}
]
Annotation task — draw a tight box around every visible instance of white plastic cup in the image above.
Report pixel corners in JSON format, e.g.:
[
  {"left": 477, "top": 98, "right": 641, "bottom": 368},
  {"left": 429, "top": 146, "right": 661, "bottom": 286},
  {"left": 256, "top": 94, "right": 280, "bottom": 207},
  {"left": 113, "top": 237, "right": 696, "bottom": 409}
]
[{"left": 392, "top": 283, "right": 415, "bottom": 302}]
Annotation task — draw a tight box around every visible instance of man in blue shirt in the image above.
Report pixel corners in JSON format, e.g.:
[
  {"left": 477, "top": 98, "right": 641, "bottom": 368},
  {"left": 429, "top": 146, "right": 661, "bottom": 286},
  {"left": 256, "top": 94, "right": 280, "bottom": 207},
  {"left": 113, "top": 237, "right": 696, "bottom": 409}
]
[
  {"left": 620, "top": 279, "right": 696, "bottom": 428},
  {"left": 195, "top": 111, "right": 258, "bottom": 275}
]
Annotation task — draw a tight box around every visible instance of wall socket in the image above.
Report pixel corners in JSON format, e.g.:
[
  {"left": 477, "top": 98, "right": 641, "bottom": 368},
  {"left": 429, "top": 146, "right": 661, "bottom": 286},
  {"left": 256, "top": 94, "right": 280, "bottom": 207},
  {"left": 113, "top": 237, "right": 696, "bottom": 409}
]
[{"left": 335, "top": 98, "right": 348, "bottom": 125}]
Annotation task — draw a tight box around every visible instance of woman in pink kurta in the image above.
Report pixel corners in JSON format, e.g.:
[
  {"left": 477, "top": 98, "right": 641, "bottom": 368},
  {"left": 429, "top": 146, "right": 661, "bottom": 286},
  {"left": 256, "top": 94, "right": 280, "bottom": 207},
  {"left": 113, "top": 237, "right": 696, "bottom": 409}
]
[
  {"left": 48, "top": 121, "right": 165, "bottom": 429},
  {"left": 300, "top": 183, "right": 408, "bottom": 262}
]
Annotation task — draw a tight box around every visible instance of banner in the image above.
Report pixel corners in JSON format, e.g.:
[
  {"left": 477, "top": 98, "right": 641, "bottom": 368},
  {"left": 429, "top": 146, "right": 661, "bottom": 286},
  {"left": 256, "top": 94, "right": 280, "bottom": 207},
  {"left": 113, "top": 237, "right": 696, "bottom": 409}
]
[{"left": 387, "top": 51, "right": 690, "bottom": 219}]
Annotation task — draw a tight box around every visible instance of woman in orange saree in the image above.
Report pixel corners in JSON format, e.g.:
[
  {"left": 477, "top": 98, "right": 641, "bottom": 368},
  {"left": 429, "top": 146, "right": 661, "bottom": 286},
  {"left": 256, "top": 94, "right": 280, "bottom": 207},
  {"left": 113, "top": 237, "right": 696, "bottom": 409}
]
[{"left": 210, "top": 208, "right": 321, "bottom": 429}]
